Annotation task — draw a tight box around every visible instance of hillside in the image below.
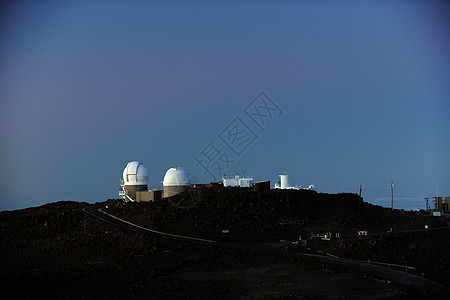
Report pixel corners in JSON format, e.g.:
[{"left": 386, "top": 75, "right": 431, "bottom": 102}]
[
  {"left": 107, "top": 188, "right": 450, "bottom": 287},
  {"left": 0, "top": 189, "right": 448, "bottom": 299},
  {"left": 107, "top": 188, "right": 447, "bottom": 242}
]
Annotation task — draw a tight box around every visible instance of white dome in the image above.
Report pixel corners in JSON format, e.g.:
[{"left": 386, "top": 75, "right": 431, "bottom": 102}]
[
  {"left": 163, "top": 167, "right": 191, "bottom": 187},
  {"left": 122, "top": 161, "right": 148, "bottom": 186}
]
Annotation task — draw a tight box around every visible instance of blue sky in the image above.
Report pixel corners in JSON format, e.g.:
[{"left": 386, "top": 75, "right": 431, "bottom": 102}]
[{"left": 1, "top": 0, "right": 449, "bottom": 211}]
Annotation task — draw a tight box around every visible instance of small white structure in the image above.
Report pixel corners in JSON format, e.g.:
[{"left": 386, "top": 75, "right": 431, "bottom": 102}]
[
  {"left": 279, "top": 174, "right": 289, "bottom": 189},
  {"left": 274, "top": 173, "right": 316, "bottom": 191},
  {"left": 306, "top": 184, "right": 316, "bottom": 191},
  {"left": 163, "top": 167, "right": 191, "bottom": 197},
  {"left": 222, "top": 174, "right": 253, "bottom": 188},
  {"left": 274, "top": 173, "right": 297, "bottom": 190},
  {"left": 119, "top": 161, "right": 149, "bottom": 201}
]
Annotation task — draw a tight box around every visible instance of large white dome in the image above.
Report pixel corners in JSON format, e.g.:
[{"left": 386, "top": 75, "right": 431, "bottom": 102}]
[
  {"left": 163, "top": 167, "right": 191, "bottom": 187},
  {"left": 122, "top": 161, "right": 148, "bottom": 186}
]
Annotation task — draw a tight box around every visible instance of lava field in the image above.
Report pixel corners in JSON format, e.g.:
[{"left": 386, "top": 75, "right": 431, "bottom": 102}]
[{"left": 1, "top": 189, "right": 449, "bottom": 299}]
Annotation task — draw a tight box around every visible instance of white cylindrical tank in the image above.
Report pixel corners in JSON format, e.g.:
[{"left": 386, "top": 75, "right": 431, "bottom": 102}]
[
  {"left": 163, "top": 167, "right": 191, "bottom": 197},
  {"left": 279, "top": 174, "right": 289, "bottom": 189}
]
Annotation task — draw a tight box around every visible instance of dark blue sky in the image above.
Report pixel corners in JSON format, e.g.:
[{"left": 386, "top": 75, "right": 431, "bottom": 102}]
[{"left": 1, "top": 0, "right": 449, "bottom": 211}]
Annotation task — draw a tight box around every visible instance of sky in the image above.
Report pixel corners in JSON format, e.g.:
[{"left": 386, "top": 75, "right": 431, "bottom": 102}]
[{"left": 0, "top": 0, "right": 449, "bottom": 211}]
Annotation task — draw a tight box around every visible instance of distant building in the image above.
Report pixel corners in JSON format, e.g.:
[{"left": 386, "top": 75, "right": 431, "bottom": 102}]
[
  {"left": 432, "top": 197, "right": 450, "bottom": 213},
  {"left": 136, "top": 190, "right": 163, "bottom": 202},
  {"left": 222, "top": 174, "right": 253, "bottom": 188},
  {"left": 118, "top": 161, "right": 164, "bottom": 202},
  {"left": 163, "top": 167, "right": 191, "bottom": 197},
  {"left": 119, "top": 161, "right": 149, "bottom": 202},
  {"left": 273, "top": 173, "right": 316, "bottom": 191},
  {"left": 252, "top": 181, "right": 270, "bottom": 191}
]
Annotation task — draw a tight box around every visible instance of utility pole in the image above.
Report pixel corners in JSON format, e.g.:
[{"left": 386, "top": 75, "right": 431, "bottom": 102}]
[
  {"left": 424, "top": 197, "right": 430, "bottom": 211},
  {"left": 359, "top": 184, "right": 362, "bottom": 210},
  {"left": 390, "top": 181, "right": 394, "bottom": 211}
]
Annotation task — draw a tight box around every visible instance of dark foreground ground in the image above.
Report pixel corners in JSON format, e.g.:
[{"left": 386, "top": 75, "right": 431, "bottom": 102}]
[{"left": 0, "top": 189, "right": 448, "bottom": 299}]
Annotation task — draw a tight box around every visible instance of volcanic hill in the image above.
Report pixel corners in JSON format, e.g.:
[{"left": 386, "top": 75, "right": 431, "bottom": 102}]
[{"left": 1, "top": 189, "right": 449, "bottom": 299}]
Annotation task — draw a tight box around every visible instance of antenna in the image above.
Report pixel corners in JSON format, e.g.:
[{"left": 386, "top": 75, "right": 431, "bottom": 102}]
[
  {"left": 359, "top": 184, "right": 362, "bottom": 210},
  {"left": 424, "top": 197, "right": 430, "bottom": 210},
  {"left": 390, "top": 181, "right": 394, "bottom": 211}
]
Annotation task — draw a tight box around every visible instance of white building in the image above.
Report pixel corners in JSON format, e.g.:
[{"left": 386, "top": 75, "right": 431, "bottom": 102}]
[
  {"left": 119, "top": 161, "right": 149, "bottom": 201},
  {"left": 163, "top": 167, "right": 191, "bottom": 197},
  {"left": 274, "top": 173, "right": 316, "bottom": 191},
  {"left": 222, "top": 174, "right": 253, "bottom": 188}
]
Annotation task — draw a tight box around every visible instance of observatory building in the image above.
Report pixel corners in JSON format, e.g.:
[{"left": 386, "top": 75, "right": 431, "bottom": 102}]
[
  {"left": 163, "top": 167, "right": 191, "bottom": 197},
  {"left": 119, "top": 161, "right": 148, "bottom": 201},
  {"left": 274, "top": 173, "right": 316, "bottom": 190},
  {"left": 222, "top": 174, "right": 253, "bottom": 188},
  {"left": 274, "top": 174, "right": 297, "bottom": 190}
]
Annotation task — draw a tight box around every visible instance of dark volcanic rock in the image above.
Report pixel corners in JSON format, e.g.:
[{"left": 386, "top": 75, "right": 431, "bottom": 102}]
[
  {"left": 107, "top": 189, "right": 447, "bottom": 243},
  {"left": 0, "top": 191, "right": 445, "bottom": 299}
]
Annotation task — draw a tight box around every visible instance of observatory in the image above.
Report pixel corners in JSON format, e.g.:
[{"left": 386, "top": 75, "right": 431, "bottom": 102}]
[
  {"left": 279, "top": 174, "right": 290, "bottom": 189},
  {"left": 306, "top": 184, "right": 316, "bottom": 191},
  {"left": 119, "top": 161, "right": 148, "bottom": 201},
  {"left": 222, "top": 173, "right": 253, "bottom": 188},
  {"left": 163, "top": 167, "right": 191, "bottom": 197},
  {"left": 274, "top": 173, "right": 296, "bottom": 190},
  {"left": 274, "top": 173, "right": 316, "bottom": 190}
]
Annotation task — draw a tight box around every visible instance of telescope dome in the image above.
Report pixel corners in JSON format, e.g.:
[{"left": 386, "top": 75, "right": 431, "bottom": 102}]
[
  {"left": 163, "top": 167, "right": 191, "bottom": 187},
  {"left": 122, "top": 161, "right": 148, "bottom": 186}
]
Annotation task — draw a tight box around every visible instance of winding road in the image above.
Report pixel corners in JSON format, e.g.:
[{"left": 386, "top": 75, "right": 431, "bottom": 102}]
[{"left": 83, "top": 204, "right": 450, "bottom": 299}]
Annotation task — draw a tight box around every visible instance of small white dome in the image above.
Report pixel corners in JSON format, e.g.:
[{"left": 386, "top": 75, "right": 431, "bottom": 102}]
[
  {"left": 163, "top": 167, "right": 191, "bottom": 187},
  {"left": 274, "top": 182, "right": 281, "bottom": 189},
  {"left": 122, "top": 161, "right": 148, "bottom": 186},
  {"left": 307, "top": 184, "right": 316, "bottom": 190}
]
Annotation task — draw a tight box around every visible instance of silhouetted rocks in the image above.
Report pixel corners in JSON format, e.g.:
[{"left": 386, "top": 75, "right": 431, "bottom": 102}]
[{"left": 1, "top": 190, "right": 447, "bottom": 298}]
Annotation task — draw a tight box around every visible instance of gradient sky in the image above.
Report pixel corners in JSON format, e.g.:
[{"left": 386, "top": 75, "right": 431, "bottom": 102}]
[{"left": 1, "top": 0, "right": 449, "bottom": 211}]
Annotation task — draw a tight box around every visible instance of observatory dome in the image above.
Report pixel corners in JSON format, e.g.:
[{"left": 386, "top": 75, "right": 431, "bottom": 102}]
[
  {"left": 122, "top": 161, "right": 148, "bottom": 186},
  {"left": 163, "top": 167, "right": 191, "bottom": 187},
  {"left": 307, "top": 184, "right": 316, "bottom": 191}
]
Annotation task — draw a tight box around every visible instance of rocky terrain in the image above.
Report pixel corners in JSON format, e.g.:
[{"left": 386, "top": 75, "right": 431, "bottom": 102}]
[
  {"left": 107, "top": 188, "right": 448, "bottom": 245},
  {"left": 299, "top": 229, "right": 450, "bottom": 287},
  {"left": 0, "top": 189, "right": 448, "bottom": 299}
]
